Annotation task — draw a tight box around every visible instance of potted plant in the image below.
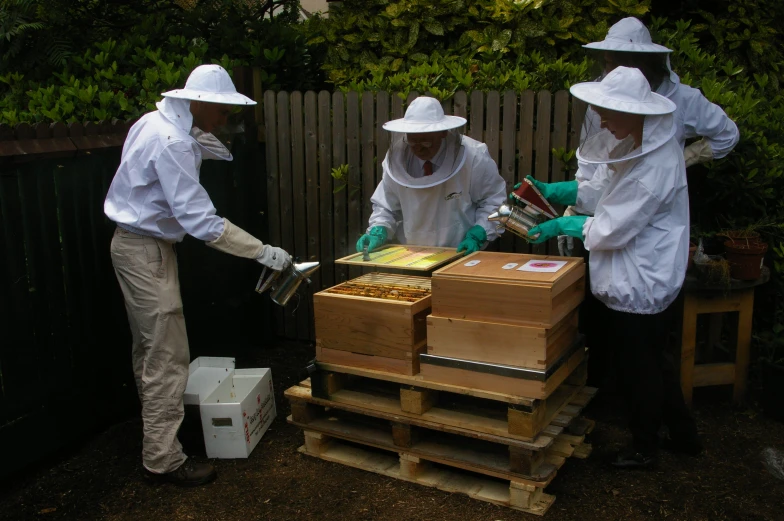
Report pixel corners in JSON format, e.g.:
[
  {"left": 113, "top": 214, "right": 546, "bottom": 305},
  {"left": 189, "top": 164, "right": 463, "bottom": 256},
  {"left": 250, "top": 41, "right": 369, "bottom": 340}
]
[
  {"left": 692, "top": 255, "right": 731, "bottom": 287},
  {"left": 720, "top": 228, "right": 768, "bottom": 281}
]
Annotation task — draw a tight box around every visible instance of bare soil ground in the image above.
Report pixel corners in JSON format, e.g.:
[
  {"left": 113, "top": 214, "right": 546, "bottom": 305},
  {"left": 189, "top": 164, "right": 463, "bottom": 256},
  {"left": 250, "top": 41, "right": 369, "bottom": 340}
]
[{"left": 2, "top": 340, "right": 783, "bottom": 521}]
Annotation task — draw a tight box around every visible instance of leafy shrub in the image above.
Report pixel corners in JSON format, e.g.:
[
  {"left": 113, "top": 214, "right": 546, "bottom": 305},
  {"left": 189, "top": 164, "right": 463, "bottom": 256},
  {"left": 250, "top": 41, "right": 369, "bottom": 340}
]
[
  {"left": 304, "top": 0, "right": 650, "bottom": 91},
  {"left": 0, "top": 0, "right": 324, "bottom": 124}
]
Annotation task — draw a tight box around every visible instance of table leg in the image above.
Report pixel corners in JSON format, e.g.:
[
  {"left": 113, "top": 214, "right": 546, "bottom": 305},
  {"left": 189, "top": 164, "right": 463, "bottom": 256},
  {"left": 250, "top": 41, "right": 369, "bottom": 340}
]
[{"left": 733, "top": 289, "right": 754, "bottom": 404}]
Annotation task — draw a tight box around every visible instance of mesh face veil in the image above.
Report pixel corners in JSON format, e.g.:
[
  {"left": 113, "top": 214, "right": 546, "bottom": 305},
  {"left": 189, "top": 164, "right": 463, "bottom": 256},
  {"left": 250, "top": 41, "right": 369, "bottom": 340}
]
[
  {"left": 385, "top": 128, "right": 468, "bottom": 188},
  {"left": 572, "top": 67, "right": 677, "bottom": 165}
]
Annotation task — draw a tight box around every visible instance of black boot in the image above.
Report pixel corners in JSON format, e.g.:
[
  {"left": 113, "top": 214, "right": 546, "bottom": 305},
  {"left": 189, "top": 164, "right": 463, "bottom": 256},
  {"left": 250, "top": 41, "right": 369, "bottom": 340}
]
[
  {"left": 145, "top": 460, "right": 217, "bottom": 487},
  {"left": 611, "top": 448, "right": 657, "bottom": 469}
]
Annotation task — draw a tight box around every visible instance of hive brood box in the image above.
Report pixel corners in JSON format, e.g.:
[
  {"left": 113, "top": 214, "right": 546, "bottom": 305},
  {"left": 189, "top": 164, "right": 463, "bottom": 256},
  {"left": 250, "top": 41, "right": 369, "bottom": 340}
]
[{"left": 313, "top": 273, "right": 432, "bottom": 375}]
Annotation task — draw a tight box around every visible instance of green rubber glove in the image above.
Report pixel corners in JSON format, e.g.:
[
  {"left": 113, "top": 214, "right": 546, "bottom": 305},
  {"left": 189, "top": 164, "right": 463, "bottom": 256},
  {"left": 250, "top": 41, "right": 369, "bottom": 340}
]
[
  {"left": 509, "top": 175, "right": 578, "bottom": 206},
  {"left": 457, "top": 225, "right": 487, "bottom": 256},
  {"left": 356, "top": 226, "right": 388, "bottom": 253},
  {"left": 528, "top": 215, "right": 588, "bottom": 244}
]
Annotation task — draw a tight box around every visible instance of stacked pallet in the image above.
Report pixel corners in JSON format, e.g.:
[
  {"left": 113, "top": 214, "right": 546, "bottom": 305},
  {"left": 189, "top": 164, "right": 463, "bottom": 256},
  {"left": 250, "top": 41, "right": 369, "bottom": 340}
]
[
  {"left": 285, "top": 363, "right": 595, "bottom": 515},
  {"left": 287, "top": 253, "right": 592, "bottom": 515}
]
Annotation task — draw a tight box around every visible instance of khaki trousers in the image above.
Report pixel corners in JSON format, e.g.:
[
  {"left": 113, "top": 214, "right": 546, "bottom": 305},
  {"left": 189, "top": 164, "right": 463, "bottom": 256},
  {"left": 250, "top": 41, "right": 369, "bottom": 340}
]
[{"left": 110, "top": 227, "right": 189, "bottom": 473}]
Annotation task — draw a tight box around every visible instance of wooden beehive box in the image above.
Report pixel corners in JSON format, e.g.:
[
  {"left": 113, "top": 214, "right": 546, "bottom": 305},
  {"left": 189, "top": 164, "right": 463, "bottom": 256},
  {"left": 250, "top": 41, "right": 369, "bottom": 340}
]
[
  {"left": 431, "top": 252, "right": 585, "bottom": 328},
  {"left": 313, "top": 273, "right": 432, "bottom": 375},
  {"left": 426, "top": 309, "right": 579, "bottom": 371}
]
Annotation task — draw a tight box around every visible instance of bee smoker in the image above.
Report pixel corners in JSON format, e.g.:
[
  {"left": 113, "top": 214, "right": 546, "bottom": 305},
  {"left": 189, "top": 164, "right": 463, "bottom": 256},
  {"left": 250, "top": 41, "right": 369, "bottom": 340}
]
[
  {"left": 488, "top": 204, "right": 546, "bottom": 241},
  {"left": 489, "top": 177, "right": 558, "bottom": 241},
  {"left": 255, "top": 261, "right": 320, "bottom": 306}
]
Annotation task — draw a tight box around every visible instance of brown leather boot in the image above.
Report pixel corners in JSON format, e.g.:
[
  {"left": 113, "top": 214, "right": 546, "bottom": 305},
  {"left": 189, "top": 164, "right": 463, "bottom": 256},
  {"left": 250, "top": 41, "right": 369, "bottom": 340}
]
[{"left": 145, "top": 460, "right": 217, "bottom": 487}]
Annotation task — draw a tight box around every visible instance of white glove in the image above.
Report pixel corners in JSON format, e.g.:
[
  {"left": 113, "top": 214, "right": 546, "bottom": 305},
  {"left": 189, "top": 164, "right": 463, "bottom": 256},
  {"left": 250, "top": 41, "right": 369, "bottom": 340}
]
[
  {"left": 207, "top": 218, "right": 292, "bottom": 270},
  {"left": 257, "top": 245, "right": 291, "bottom": 271},
  {"left": 557, "top": 206, "right": 578, "bottom": 257},
  {"left": 683, "top": 138, "right": 713, "bottom": 168},
  {"left": 558, "top": 235, "right": 575, "bottom": 257}
]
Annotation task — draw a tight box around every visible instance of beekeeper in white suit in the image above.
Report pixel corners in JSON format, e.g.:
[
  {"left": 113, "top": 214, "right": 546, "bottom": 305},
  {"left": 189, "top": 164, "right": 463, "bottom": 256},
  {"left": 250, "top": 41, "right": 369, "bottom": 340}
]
[
  {"left": 526, "top": 66, "right": 700, "bottom": 469},
  {"left": 357, "top": 97, "right": 506, "bottom": 256},
  {"left": 104, "top": 64, "right": 291, "bottom": 486},
  {"left": 556, "top": 16, "right": 739, "bottom": 257}
]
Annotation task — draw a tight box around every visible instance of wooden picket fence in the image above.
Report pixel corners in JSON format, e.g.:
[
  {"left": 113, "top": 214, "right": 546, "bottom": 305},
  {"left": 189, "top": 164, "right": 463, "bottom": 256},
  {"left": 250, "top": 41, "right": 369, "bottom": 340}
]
[{"left": 256, "top": 87, "right": 587, "bottom": 341}]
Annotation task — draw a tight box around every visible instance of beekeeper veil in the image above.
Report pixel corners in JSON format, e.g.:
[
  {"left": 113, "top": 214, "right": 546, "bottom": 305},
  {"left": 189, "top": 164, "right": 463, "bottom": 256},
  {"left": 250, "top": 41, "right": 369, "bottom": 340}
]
[
  {"left": 571, "top": 66, "right": 677, "bottom": 165},
  {"left": 157, "top": 65, "right": 257, "bottom": 160},
  {"left": 382, "top": 97, "right": 468, "bottom": 188}
]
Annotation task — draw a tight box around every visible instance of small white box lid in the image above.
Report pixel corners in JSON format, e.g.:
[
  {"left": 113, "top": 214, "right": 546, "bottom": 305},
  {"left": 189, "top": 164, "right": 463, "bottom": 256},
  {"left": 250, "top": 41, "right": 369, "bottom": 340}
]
[{"left": 184, "top": 356, "right": 236, "bottom": 405}]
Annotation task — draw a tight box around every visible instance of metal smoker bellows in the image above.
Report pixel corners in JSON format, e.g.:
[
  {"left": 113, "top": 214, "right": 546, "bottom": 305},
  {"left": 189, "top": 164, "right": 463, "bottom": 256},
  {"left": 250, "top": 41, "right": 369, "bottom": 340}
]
[
  {"left": 488, "top": 178, "right": 557, "bottom": 242},
  {"left": 488, "top": 204, "right": 544, "bottom": 241},
  {"left": 255, "top": 261, "right": 320, "bottom": 306}
]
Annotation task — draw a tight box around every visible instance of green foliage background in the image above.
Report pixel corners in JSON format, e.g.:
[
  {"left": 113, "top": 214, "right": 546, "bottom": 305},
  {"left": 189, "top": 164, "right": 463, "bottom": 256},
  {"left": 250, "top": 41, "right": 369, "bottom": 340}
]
[{"left": 0, "top": 0, "right": 321, "bottom": 123}]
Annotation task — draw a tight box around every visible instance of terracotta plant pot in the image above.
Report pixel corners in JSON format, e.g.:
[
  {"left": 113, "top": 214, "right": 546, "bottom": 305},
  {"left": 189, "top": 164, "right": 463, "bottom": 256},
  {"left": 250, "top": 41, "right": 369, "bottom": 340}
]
[
  {"left": 724, "top": 239, "right": 768, "bottom": 280},
  {"left": 722, "top": 230, "right": 761, "bottom": 243}
]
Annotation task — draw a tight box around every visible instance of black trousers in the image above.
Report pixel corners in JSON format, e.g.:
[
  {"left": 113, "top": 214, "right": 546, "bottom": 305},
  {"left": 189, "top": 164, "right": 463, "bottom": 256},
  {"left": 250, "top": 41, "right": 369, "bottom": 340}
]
[
  {"left": 597, "top": 303, "right": 697, "bottom": 453},
  {"left": 579, "top": 248, "right": 611, "bottom": 388}
]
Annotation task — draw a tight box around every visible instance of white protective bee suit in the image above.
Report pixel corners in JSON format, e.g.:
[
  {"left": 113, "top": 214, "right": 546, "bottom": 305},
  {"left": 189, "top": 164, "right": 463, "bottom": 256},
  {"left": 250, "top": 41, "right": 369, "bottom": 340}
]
[
  {"left": 568, "top": 67, "right": 698, "bottom": 458},
  {"left": 572, "top": 68, "right": 689, "bottom": 314},
  {"left": 104, "top": 65, "right": 290, "bottom": 475},
  {"left": 367, "top": 97, "right": 506, "bottom": 247}
]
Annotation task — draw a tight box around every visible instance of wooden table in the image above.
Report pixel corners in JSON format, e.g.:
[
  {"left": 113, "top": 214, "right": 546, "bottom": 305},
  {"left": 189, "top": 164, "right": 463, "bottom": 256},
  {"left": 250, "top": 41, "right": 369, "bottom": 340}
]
[{"left": 679, "top": 267, "right": 769, "bottom": 405}]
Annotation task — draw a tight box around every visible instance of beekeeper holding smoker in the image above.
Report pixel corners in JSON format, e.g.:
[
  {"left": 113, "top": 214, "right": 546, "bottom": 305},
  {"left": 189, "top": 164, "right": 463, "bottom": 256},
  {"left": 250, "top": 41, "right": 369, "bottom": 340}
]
[
  {"left": 524, "top": 66, "right": 701, "bottom": 469},
  {"left": 357, "top": 96, "right": 507, "bottom": 256},
  {"left": 104, "top": 65, "right": 291, "bottom": 486}
]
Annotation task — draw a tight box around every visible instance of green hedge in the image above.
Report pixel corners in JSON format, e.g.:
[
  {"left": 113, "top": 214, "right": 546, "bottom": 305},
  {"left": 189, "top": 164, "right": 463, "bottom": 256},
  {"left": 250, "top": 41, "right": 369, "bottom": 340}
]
[{"left": 0, "top": 0, "right": 322, "bottom": 124}]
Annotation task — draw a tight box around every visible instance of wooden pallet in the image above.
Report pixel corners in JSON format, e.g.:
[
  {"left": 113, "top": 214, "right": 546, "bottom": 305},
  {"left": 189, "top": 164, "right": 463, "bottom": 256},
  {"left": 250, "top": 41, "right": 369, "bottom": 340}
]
[
  {"left": 308, "top": 358, "right": 592, "bottom": 441},
  {"left": 291, "top": 410, "right": 593, "bottom": 516},
  {"left": 298, "top": 433, "right": 556, "bottom": 515},
  {"left": 285, "top": 380, "right": 595, "bottom": 480}
]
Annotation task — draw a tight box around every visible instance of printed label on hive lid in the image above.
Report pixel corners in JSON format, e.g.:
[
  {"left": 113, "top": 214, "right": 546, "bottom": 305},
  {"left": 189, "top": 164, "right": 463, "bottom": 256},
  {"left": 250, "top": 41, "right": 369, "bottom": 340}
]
[
  {"left": 517, "top": 259, "right": 568, "bottom": 273},
  {"left": 464, "top": 260, "right": 481, "bottom": 267}
]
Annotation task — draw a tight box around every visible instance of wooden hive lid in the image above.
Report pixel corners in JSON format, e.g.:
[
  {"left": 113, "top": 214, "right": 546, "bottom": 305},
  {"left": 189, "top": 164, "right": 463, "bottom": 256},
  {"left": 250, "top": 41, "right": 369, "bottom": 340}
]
[{"left": 432, "top": 251, "right": 584, "bottom": 289}]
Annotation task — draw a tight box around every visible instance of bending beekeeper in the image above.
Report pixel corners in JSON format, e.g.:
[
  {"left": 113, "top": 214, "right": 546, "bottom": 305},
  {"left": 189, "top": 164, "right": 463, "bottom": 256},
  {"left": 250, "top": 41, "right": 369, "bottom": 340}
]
[
  {"left": 555, "top": 16, "right": 739, "bottom": 257},
  {"left": 357, "top": 96, "right": 506, "bottom": 256},
  {"left": 104, "top": 64, "right": 291, "bottom": 486},
  {"left": 524, "top": 66, "right": 700, "bottom": 469}
]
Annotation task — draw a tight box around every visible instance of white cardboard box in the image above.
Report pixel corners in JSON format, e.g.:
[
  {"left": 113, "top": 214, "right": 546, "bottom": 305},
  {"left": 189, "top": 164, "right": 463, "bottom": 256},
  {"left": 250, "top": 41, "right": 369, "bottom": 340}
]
[{"left": 183, "top": 357, "right": 276, "bottom": 459}]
